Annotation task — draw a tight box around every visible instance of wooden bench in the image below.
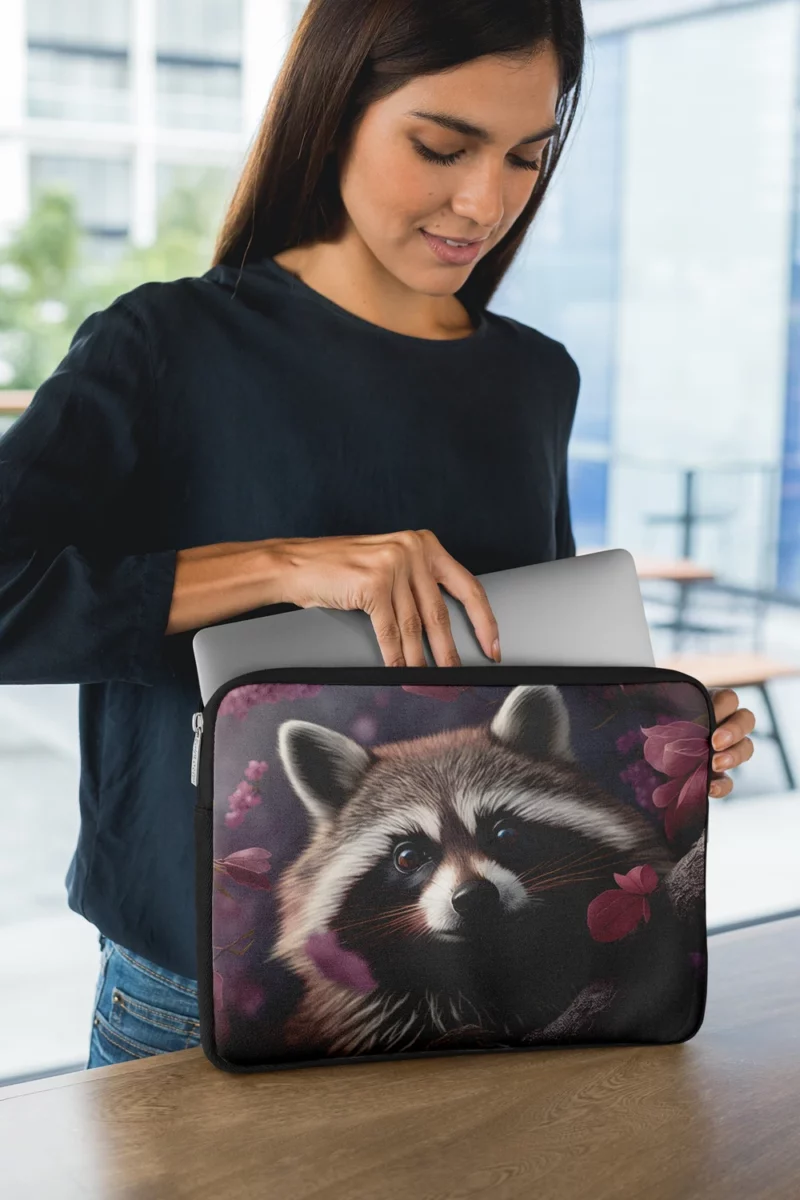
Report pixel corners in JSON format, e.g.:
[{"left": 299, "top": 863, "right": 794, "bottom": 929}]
[{"left": 657, "top": 652, "right": 800, "bottom": 791}]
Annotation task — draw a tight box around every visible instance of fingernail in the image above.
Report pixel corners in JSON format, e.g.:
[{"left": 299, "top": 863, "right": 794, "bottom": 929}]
[
  {"left": 492, "top": 638, "right": 501, "bottom": 662},
  {"left": 714, "top": 730, "right": 733, "bottom": 748},
  {"left": 715, "top": 753, "right": 733, "bottom": 769},
  {"left": 710, "top": 783, "right": 721, "bottom": 796}
]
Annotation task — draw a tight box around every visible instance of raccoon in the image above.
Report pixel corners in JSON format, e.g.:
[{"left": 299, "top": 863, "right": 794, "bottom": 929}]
[{"left": 270, "top": 685, "right": 684, "bottom": 1059}]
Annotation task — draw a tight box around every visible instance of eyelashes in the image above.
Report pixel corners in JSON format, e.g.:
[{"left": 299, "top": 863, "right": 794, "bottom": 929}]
[{"left": 413, "top": 141, "right": 543, "bottom": 173}]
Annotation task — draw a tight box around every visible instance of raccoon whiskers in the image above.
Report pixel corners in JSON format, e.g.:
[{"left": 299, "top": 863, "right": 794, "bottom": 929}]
[
  {"left": 327, "top": 902, "right": 421, "bottom": 936},
  {"left": 520, "top": 844, "right": 629, "bottom": 891},
  {"left": 531, "top": 842, "right": 629, "bottom": 881},
  {"left": 521, "top": 869, "right": 613, "bottom": 896},
  {"left": 335, "top": 993, "right": 409, "bottom": 1054}
]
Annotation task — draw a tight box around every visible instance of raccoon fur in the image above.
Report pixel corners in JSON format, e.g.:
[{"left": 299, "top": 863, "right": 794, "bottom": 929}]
[{"left": 270, "top": 685, "right": 690, "bottom": 1058}]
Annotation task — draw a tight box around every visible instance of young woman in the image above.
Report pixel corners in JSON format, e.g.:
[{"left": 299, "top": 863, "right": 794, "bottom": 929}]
[{"left": 0, "top": 0, "right": 754, "bottom": 1068}]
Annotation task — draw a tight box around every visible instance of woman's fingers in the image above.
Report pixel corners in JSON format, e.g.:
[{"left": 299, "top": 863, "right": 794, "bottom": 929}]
[
  {"left": 392, "top": 571, "right": 433, "bottom": 666},
  {"left": 366, "top": 581, "right": 410, "bottom": 667},
  {"left": 421, "top": 535, "right": 499, "bottom": 664}
]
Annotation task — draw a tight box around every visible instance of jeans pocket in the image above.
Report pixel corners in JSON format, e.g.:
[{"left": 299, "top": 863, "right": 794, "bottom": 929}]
[{"left": 90, "top": 940, "right": 201, "bottom": 1065}]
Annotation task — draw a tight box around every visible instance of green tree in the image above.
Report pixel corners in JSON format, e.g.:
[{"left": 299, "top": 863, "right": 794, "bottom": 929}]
[{"left": 0, "top": 169, "right": 229, "bottom": 391}]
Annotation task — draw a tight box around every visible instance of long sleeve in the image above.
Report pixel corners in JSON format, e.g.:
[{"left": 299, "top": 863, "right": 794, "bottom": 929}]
[
  {"left": 0, "top": 298, "right": 178, "bottom": 686},
  {"left": 555, "top": 464, "right": 576, "bottom": 559},
  {"left": 554, "top": 344, "right": 580, "bottom": 560}
]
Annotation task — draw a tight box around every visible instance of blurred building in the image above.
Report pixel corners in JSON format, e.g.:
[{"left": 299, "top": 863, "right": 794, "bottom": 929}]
[{"left": 0, "top": 0, "right": 293, "bottom": 261}]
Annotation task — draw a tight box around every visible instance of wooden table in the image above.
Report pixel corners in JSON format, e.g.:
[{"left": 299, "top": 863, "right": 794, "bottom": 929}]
[{"left": 2, "top": 915, "right": 799, "bottom": 1199}]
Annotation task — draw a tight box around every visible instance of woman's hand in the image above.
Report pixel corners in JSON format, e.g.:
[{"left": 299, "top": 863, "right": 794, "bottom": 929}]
[
  {"left": 709, "top": 688, "right": 756, "bottom": 797},
  {"left": 273, "top": 528, "right": 501, "bottom": 668}
]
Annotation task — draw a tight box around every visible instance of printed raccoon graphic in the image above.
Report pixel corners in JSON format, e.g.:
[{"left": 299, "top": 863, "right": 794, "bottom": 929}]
[{"left": 270, "top": 685, "right": 685, "bottom": 1059}]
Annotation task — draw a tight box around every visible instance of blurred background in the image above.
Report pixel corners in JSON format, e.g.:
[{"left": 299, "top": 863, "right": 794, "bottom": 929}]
[{"left": 1, "top": 0, "right": 799, "bottom": 1084}]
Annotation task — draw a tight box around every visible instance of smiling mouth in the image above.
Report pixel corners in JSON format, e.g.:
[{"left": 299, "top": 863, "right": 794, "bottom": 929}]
[{"left": 422, "top": 230, "right": 487, "bottom": 245}]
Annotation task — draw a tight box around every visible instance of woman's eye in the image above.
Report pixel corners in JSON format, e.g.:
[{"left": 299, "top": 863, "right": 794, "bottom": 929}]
[
  {"left": 413, "top": 142, "right": 542, "bottom": 172},
  {"left": 393, "top": 842, "right": 428, "bottom": 873}
]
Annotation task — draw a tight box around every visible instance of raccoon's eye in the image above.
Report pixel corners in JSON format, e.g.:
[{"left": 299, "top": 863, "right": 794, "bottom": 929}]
[
  {"left": 393, "top": 841, "right": 429, "bottom": 873},
  {"left": 492, "top": 820, "right": 519, "bottom": 845}
]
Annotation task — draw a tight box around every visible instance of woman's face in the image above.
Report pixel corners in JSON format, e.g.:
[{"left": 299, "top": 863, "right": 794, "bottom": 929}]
[{"left": 337, "top": 46, "right": 561, "bottom": 296}]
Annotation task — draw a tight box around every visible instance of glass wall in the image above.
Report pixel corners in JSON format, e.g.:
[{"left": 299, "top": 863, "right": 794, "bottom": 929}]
[{"left": 493, "top": 35, "right": 627, "bottom": 553}]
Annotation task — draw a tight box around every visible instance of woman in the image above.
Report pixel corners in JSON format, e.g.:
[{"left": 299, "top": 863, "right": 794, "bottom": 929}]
[{"left": 0, "top": 0, "right": 754, "bottom": 1068}]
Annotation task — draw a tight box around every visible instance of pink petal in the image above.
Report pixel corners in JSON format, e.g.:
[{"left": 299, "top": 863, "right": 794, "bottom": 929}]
[
  {"left": 612, "top": 864, "right": 658, "bottom": 895},
  {"left": 641, "top": 721, "right": 709, "bottom": 774},
  {"left": 652, "top": 776, "right": 684, "bottom": 809},
  {"left": 304, "top": 930, "right": 378, "bottom": 993},
  {"left": 587, "top": 890, "right": 648, "bottom": 942},
  {"left": 641, "top": 720, "right": 709, "bottom": 741},
  {"left": 660, "top": 737, "right": 709, "bottom": 777},
  {"left": 665, "top": 765, "right": 709, "bottom": 837},
  {"left": 219, "top": 847, "right": 272, "bottom": 889}
]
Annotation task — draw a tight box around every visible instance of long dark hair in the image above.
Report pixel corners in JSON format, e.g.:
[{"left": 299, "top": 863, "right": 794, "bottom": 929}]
[{"left": 212, "top": 0, "right": 585, "bottom": 313}]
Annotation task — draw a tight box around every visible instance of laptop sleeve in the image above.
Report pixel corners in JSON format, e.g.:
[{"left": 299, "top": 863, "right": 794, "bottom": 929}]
[{"left": 192, "top": 665, "right": 714, "bottom": 1072}]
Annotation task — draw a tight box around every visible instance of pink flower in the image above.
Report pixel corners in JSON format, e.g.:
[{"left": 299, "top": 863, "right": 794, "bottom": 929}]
[
  {"left": 619, "top": 759, "right": 662, "bottom": 814},
  {"left": 587, "top": 864, "right": 659, "bottom": 942},
  {"left": 641, "top": 719, "right": 710, "bottom": 840},
  {"left": 304, "top": 930, "right": 378, "bottom": 993},
  {"left": 219, "top": 683, "right": 323, "bottom": 719},
  {"left": 226, "top": 779, "right": 263, "bottom": 822},
  {"left": 244, "top": 760, "right": 268, "bottom": 782}
]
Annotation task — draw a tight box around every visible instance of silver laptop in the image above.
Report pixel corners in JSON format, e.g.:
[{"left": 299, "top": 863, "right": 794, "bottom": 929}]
[{"left": 192, "top": 548, "right": 654, "bottom": 705}]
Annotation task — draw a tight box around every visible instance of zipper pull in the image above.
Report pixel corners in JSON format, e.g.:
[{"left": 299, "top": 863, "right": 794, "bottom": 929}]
[{"left": 191, "top": 711, "right": 204, "bottom": 787}]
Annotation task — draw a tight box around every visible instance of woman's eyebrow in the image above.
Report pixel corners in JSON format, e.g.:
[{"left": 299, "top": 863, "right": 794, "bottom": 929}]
[{"left": 404, "top": 109, "right": 560, "bottom": 145}]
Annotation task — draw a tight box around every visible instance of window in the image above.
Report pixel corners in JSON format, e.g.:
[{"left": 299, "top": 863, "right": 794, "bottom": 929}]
[
  {"left": 155, "top": 0, "right": 242, "bottom": 131},
  {"left": 30, "top": 155, "right": 131, "bottom": 251},
  {"left": 26, "top": 0, "right": 131, "bottom": 124}
]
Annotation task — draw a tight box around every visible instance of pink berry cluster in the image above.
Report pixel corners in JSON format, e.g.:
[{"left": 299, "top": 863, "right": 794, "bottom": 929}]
[
  {"left": 218, "top": 682, "right": 323, "bottom": 719},
  {"left": 616, "top": 727, "right": 646, "bottom": 755},
  {"left": 224, "top": 759, "right": 268, "bottom": 828},
  {"left": 619, "top": 759, "right": 661, "bottom": 813}
]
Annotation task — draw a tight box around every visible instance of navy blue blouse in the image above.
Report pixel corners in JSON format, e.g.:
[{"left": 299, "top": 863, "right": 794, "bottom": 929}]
[{"left": 0, "top": 255, "right": 580, "bottom": 977}]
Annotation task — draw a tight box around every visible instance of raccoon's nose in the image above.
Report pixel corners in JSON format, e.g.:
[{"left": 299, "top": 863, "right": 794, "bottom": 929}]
[{"left": 451, "top": 878, "right": 501, "bottom": 918}]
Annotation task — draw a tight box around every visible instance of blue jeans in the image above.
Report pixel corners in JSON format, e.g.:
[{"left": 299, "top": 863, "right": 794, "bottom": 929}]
[{"left": 86, "top": 933, "right": 201, "bottom": 1068}]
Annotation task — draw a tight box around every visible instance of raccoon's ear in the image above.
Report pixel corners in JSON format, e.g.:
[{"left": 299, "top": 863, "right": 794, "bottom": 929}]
[
  {"left": 276, "top": 719, "right": 373, "bottom": 824},
  {"left": 489, "top": 685, "right": 574, "bottom": 763}
]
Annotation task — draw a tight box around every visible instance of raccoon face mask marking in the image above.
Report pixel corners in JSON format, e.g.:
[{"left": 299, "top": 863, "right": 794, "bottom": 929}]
[{"left": 273, "top": 687, "right": 669, "bottom": 979}]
